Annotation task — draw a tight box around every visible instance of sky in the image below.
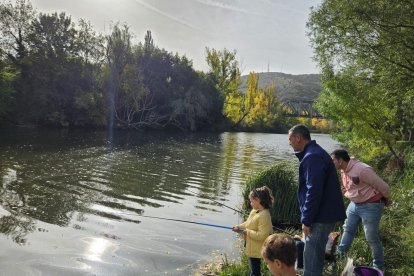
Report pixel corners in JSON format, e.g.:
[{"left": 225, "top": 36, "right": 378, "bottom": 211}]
[{"left": 30, "top": 0, "right": 322, "bottom": 75}]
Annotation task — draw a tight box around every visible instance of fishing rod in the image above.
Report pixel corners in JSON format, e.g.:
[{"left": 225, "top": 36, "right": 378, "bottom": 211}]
[
  {"left": 121, "top": 212, "right": 233, "bottom": 230},
  {"left": 186, "top": 189, "right": 296, "bottom": 236}
]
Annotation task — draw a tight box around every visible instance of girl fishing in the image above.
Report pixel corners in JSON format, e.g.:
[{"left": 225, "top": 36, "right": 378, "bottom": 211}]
[{"left": 232, "top": 186, "right": 274, "bottom": 276}]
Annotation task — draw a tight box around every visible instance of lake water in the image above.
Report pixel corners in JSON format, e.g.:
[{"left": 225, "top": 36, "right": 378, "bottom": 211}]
[{"left": 0, "top": 128, "right": 340, "bottom": 275}]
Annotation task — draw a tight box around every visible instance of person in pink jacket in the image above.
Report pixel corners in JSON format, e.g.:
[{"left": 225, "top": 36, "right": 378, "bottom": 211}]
[{"left": 331, "top": 149, "right": 391, "bottom": 271}]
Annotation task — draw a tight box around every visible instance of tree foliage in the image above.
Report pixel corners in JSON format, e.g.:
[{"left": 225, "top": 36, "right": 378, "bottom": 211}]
[
  {"left": 0, "top": 0, "right": 289, "bottom": 133},
  {"left": 0, "top": 0, "right": 222, "bottom": 131},
  {"left": 308, "top": 0, "right": 414, "bottom": 160},
  {"left": 205, "top": 47, "right": 240, "bottom": 99},
  {"left": 205, "top": 48, "right": 285, "bottom": 131},
  {"left": 225, "top": 72, "right": 283, "bottom": 130},
  {"left": 0, "top": 62, "right": 17, "bottom": 116},
  {"left": 0, "top": 0, "right": 35, "bottom": 62}
]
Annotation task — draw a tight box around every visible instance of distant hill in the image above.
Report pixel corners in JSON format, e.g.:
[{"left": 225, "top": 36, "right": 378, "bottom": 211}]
[{"left": 240, "top": 72, "right": 321, "bottom": 102}]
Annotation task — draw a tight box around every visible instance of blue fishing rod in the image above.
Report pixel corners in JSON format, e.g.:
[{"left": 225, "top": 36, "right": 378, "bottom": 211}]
[{"left": 187, "top": 189, "right": 296, "bottom": 236}]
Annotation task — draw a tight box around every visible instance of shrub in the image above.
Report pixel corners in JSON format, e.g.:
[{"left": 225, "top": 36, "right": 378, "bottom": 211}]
[{"left": 242, "top": 162, "right": 300, "bottom": 227}]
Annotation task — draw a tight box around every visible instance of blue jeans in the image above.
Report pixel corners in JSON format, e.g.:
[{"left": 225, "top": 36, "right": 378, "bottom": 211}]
[
  {"left": 303, "top": 222, "right": 335, "bottom": 276},
  {"left": 337, "top": 201, "right": 384, "bottom": 270}
]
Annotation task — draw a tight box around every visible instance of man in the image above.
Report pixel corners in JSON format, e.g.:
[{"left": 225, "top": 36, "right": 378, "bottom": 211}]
[
  {"left": 261, "top": 233, "right": 297, "bottom": 276},
  {"left": 331, "top": 149, "right": 391, "bottom": 271},
  {"left": 288, "top": 125, "right": 346, "bottom": 276}
]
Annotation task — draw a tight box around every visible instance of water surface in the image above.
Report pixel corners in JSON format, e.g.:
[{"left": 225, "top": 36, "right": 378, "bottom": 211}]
[{"left": 0, "top": 128, "right": 340, "bottom": 275}]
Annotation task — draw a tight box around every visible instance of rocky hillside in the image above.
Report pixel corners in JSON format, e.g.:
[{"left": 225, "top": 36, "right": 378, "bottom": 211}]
[{"left": 240, "top": 72, "right": 321, "bottom": 102}]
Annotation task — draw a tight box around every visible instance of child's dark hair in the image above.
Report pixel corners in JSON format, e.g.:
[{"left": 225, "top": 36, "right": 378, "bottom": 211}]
[
  {"left": 261, "top": 233, "right": 296, "bottom": 266},
  {"left": 250, "top": 186, "right": 274, "bottom": 209}
]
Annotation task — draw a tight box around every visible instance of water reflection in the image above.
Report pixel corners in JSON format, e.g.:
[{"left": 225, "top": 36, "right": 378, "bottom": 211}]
[
  {"left": 85, "top": 237, "right": 110, "bottom": 262},
  {"left": 0, "top": 213, "right": 36, "bottom": 245},
  {"left": 0, "top": 128, "right": 340, "bottom": 275}
]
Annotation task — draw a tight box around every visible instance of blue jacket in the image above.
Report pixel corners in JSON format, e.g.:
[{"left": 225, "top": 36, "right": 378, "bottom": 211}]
[{"left": 295, "top": 140, "right": 346, "bottom": 226}]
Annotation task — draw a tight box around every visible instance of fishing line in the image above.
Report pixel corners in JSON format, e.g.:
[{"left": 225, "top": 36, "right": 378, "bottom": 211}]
[
  {"left": 186, "top": 189, "right": 247, "bottom": 215},
  {"left": 186, "top": 189, "right": 296, "bottom": 236},
  {"left": 118, "top": 211, "right": 233, "bottom": 230}
]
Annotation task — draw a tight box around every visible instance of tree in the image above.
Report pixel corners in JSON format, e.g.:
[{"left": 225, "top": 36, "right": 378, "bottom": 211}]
[
  {"left": 225, "top": 72, "right": 282, "bottom": 130},
  {"left": 205, "top": 47, "right": 240, "bottom": 97},
  {"left": 25, "top": 12, "right": 81, "bottom": 125},
  {"left": 72, "top": 19, "right": 106, "bottom": 126},
  {"left": 115, "top": 64, "right": 156, "bottom": 128},
  {"left": 105, "top": 26, "right": 166, "bottom": 129},
  {"left": 0, "top": 0, "right": 35, "bottom": 123},
  {"left": 228, "top": 71, "right": 258, "bottom": 127},
  {"left": 168, "top": 72, "right": 221, "bottom": 131},
  {"left": 143, "top": 30, "right": 155, "bottom": 55},
  {"left": 245, "top": 81, "right": 282, "bottom": 129},
  {"left": 76, "top": 19, "right": 104, "bottom": 65},
  {"left": 0, "top": 2, "right": 107, "bottom": 126},
  {"left": 0, "top": 0, "right": 35, "bottom": 63},
  {"left": 134, "top": 31, "right": 222, "bottom": 131},
  {"left": 308, "top": 0, "right": 414, "bottom": 162}
]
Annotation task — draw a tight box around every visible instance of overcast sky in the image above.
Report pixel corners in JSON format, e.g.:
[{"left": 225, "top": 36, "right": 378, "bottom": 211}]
[{"left": 30, "top": 0, "right": 321, "bottom": 75}]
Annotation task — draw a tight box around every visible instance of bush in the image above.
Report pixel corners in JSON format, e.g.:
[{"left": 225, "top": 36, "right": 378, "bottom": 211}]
[{"left": 242, "top": 162, "right": 300, "bottom": 227}]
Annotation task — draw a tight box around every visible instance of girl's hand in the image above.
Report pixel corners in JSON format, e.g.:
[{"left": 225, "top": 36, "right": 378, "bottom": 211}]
[{"left": 232, "top": 226, "right": 245, "bottom": 233}]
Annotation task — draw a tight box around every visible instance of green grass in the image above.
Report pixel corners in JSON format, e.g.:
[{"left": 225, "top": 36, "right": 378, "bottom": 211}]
[
  {"left": 218, "top": 252, "right": 272, "bottom": 276},
  {"left": 207, "top": 149, "right": 414, "bottom": 275}
]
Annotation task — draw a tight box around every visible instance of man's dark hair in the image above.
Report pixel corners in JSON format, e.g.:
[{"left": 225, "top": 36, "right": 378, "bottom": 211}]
[
  {"left": 261, "top": 233, "right": 296, "bottom": 266},
  {"left": 288, "top": 125, "right": 311, "bottom": 140},
  {"left": 331, "top": 149, "right": 351, "bottom": 162}
]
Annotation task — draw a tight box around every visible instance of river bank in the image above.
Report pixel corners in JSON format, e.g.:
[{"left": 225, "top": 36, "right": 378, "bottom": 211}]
[{"left": 200, "top": 149, "right": 414, "bottom": 275}]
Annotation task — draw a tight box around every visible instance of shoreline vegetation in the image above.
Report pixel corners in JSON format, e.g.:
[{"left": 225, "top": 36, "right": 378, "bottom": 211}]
[
  {"left": 0, "top": 0, "right": 330, "bottom": 134},
  {"left": 1, "top": 0, "right": 413, "bottom": 275},
  {"left": 196, "top": 152, "right": 414, "bottom": 275}
]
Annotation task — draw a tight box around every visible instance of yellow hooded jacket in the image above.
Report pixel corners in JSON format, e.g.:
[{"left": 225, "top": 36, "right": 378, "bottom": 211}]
[{"left": 237, "top": 209, "right": 273, "bottom": 258}]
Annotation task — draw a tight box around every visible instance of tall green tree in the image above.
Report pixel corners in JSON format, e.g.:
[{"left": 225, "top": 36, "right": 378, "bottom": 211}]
[
  {"left": 72, "top": 19, "right": 106, "bottom": 126},
  {"left": 135, "top": 31, "right": 222, "bottom": 131},
  {"left": 205, "top": 47, "right": 240, "bottom": 122},
  {"left": 105, "top": 24, "right": 157, "bottom": 128},
  {"left": 308, "top": 0, "right": 414, "bottom": 161},
  {"left": 205, "top": 47, "right": 240, "bottom": 98},
  {"left": 0, "top": 0, "right": 35, "bottom": 63},
  {"left": 26, "top": 12, "right": 82, "bottom": 125},
  {"left": 0, "top": 0, "right": 35, "bottom": 123}
]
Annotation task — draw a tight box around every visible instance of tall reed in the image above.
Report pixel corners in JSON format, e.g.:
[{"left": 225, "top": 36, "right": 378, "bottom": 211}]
[{"left": 242, "top": 162, "right": 300, "bottom": 227}]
